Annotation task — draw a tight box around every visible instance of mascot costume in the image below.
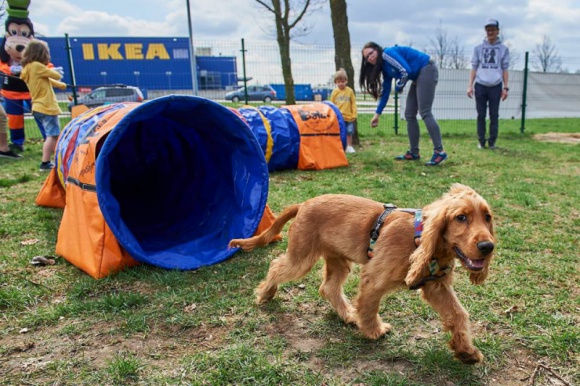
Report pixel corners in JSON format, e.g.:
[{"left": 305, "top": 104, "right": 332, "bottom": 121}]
[{"left": 0, "top": 0, "right": 44, "bottom": 151}]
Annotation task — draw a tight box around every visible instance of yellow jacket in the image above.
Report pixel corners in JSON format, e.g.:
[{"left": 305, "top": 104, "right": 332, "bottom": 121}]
[
  {"left": 329, "top": 86, "right": 357, "bottom": 122},
  {"left": 20, "top": 61, "right": 66, "bottom": 116}
]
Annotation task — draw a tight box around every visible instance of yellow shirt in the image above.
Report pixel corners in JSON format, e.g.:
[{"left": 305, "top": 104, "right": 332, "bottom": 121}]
[
  {"left": 20, "top": 61, "right": 66, "bottom": 116},
  {"left": 329, "top": 86, "right": 357, "bottom": 122}
]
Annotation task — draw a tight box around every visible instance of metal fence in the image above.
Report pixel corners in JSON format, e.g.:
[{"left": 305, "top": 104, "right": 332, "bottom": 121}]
[{"left": 23, "top": 38, "right": 580, "bottom": 139}]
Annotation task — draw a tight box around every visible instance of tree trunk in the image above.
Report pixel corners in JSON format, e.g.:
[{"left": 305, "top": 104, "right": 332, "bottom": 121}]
[{"left": 329, "top": 0, "right": 359, "bottom": 145}]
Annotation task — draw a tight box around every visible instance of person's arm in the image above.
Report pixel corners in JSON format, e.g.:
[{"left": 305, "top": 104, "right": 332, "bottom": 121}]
[
  {"left": 350, "top": 88, "right": 357, "bottom": 119},
  {"left": 329, "top": 88, "right": 337, "bottom": 104},
  {"left": 375, "top": 75, "right": 391, "bottom": 115},
  {"left": 467, "top": 46, "right": 479, "bottom": 98},
  {"left": 384, "top": 51, "right": 410, "bottom": 92},
  {"left": 372, "top": 76, "right": 391, "bottom": 127},
  {"left": 501, "top": 69, "right": 509, "bottom": 101},
  {"left": 467, "top": 69, "right": 477, "bottom": 98},
  {"left": 49, "top": 78, "right": 67, "bottom": 90}
]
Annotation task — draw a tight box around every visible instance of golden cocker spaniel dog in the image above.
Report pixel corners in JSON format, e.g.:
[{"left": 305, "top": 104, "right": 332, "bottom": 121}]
[{"left": 229, "top": 184, "right": 495, "bottom": 364}]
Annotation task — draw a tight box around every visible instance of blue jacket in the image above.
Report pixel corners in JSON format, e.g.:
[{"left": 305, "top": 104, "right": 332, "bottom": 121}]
[{"left": 376, "top": 46, "right": 430, "bottom": 115}]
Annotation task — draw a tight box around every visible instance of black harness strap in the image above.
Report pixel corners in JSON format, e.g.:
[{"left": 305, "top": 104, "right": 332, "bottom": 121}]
[{"left": 367, "top": 204, "right": 397, "bottom": 259}]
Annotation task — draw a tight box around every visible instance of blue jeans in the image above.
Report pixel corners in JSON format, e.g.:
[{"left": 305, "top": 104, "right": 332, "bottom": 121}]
[
  {"left": 475, "top": 82, "right": 502, "bottom": 146},
  {"left": 32, "top": 112, "right": 60, "bottom": 137}
]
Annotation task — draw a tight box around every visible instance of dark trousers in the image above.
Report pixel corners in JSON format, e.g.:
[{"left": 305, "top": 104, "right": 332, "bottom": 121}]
[{"left": 475, "top": 82, "right": 502, "bottom": 146}]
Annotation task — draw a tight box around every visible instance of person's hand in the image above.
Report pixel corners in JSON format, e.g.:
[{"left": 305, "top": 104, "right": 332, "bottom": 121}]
[
  {"left": 371, "top": 113, "right": 380, "bottom": 128},
  {"left": 501, "top": 88, "right": 508, "bottom": 101},
  {"left": 10, "top": 65, "right": 22, "bottom": 75},
  {"left": 53, "top": 66, "right": 64, "bottom": 77},
  {"left": 395, "top": 85, "right": 404, "bottom": 94},
  {"left": 467, "top": 86, "right": 473, "bottom": 98}
]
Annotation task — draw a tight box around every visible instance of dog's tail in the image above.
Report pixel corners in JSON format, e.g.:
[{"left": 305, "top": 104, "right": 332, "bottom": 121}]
[{"left": 228, "top": 204, "right": 301, "bottom": 251}]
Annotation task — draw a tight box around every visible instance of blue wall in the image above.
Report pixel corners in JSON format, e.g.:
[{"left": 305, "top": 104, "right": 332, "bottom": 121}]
[{"left": 43, "top": 37, "right": 237, "bottom": 91}]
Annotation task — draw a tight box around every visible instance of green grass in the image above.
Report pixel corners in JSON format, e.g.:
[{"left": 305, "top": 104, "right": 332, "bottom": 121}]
[{"left": 1, "top": 114, "right": 578, "bottom": 385}]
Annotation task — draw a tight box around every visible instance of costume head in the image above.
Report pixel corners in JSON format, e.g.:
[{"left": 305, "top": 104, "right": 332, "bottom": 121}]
[{"left": 2, "top": 0, "right": 34, "bottom": 63}]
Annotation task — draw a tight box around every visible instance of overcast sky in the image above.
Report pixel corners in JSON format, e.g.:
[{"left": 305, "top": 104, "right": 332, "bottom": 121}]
[{"left": 26, "top": 0, "right": 580, "bottom": 71}]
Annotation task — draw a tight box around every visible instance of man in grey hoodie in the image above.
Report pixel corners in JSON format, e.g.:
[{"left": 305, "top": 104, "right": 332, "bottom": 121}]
[{"left": 467, "top": 18, "right": 510, "bottom": 149}]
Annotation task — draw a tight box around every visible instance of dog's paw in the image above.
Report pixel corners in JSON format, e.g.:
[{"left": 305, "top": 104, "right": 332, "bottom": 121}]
[
  {"left": 363, "top": 322, "right": 392, "bottom": 340},
  {"left": 454, "top": 348, "right": 484, "bottom": 365},
  {"left": 255, "top": 282, "right": 277, "bottom": 304}
]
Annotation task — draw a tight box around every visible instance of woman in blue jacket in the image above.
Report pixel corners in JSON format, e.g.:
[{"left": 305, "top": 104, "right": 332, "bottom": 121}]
[{"left": 359, "top": 42, "right": 447, "bottom": 166}]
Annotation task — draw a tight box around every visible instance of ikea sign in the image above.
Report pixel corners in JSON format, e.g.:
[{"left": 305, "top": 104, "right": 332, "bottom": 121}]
[{"left": 81, "top": 43, "right": 174, "bottom": 60}]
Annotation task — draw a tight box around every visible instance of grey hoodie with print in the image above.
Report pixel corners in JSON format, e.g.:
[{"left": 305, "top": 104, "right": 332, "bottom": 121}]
[{"left": 471, "top": 37, "right": 510, "bottom": 87}]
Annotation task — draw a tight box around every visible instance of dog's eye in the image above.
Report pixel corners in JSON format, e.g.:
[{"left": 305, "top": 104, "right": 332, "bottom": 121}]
[
  {"left": 456, "top": 214, "right": 467, "bottom": 222},
  {"left": 485, "top": 214, "right": 492, "bottom": 222}
]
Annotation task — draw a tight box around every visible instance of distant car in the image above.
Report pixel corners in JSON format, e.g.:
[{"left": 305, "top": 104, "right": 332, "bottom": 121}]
[
  {"left": 225, "top": 85, "right": 276, "bottom": 103},
  {"left": 68, "top": 85, "right": 144, "bottom": 111}
]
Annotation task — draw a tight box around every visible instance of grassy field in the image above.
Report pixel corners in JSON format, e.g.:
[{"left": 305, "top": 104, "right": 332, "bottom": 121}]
[{"left": 1, "top": 114, "right": 579, "bottom": 385}]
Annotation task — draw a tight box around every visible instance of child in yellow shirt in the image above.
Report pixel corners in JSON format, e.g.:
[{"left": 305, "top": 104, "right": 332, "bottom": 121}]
[
  {"left": 20, "top": 40, "right": 67, "bottom": 171},
  {"left": 329, "top": 68, "right": 357, "bottom": 153}
]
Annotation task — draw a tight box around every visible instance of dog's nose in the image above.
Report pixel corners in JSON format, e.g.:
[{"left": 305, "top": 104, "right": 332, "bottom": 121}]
[
  {"left": 477, "top": 241, "right": 495, "bottom": 255},
  {"left": 16, "top": 45, "right": 25, "bottom": 52}
]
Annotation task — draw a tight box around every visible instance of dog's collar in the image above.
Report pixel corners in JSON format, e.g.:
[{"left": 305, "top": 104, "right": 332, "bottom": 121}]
[
  {"left": 409, "top": 259, "right": 452, "bottom": 290},
  {"left": 367, "top": 206, "right": 423, "bottom": 259}
]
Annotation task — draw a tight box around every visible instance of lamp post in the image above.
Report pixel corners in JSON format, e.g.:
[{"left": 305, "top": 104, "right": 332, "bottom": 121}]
[
  {"left": 186, "top": 0, "right": 198, "bottom": 95},
  {"left": 133, "top": 71, "right": 140, "bottom": 87},
  {"left": 166, "top": 71, "right": 172, "bottom": 90}
]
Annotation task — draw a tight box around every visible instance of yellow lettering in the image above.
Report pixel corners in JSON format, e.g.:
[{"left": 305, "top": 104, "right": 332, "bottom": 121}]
[
  {"left": 82, "top": 44, "right": 94, "bottom": 60},
  {"left": 125, "top": 44, "right": 144, "bottom": 60},
  {"left": 145, "top": 44, "right": 170, "bottom": 60},
  {"left": 97, "top": 44, "right": 124, "bottom": 60}
]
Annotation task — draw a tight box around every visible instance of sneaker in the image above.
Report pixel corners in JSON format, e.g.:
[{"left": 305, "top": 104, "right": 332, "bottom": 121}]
[
  {"left": 488, "top": 144, "right": 497, "bottom": 150},
  {"left": 394, "top": 150, "right": 420, "bottom": 160},
  {"left": 10, "top": 143, "right": 24, "bottom": 152},
  {"left": 345, "top": 146, "right": 356, "bottom": 153},
  {"left": 478, "top": 143, "right": 486, "bottom": 149},
  {"left": 39, "top": 162, "right": 55, "bottom": 172},
  {"left": 0, "top": 149, "right": 22, "bottom": 159},
  {"left": 425, "top": 151, "right": 448, "bottom": 166}
]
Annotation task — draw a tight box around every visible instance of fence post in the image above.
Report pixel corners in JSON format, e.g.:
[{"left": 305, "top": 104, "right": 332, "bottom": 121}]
[
  {"left": 393, "top": 86, "right": 399, "bottom": 135},
  {"left": 241, "top": 38, "right": 248, "bottom": 104},
  {"left": 520, "top": 51, "right": 529, "bottom": 133},
  {"left": 64, "top": 33, "right": 78, "bottom": 105}
]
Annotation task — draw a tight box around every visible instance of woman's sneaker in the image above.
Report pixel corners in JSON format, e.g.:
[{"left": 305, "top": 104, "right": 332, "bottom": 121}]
[
  {"left": 425, "top": 151, "right": 448, "bottom": 166},
  {"left": 39, "top": 162, "right": 55, "bottom": 172},
  {"left": 394, "top": 150, "right": 420, "bottom": 160}
]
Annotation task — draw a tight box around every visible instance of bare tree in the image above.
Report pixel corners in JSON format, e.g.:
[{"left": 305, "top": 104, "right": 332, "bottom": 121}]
[
  {"left": 255, "top": 0, "right": 323, "bottom": 104},
  {"left": 532, "top": 35, "right": 562, "bottom": 73},
  {"left": 328, "top": 0, "right": 359, "bottom": 144},
  {"left": 448, "top": 39, "right": 468, "bottom": 69},
  {"left": 427, "top": 21, "right": 466, "bottom": 69}
]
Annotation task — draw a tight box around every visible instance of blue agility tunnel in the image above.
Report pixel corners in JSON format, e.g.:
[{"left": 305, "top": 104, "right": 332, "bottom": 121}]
[
  {"left": 40, "top": 95, "right": 270, "bottom": 277},
  {"left": 97, "top": 96, "right": 270, "bottom": 270}
]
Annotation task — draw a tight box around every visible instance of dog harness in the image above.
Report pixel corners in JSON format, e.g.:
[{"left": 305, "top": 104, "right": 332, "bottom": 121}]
[{"left": 367, "top": 206, "right": 451, "bottom": 290}]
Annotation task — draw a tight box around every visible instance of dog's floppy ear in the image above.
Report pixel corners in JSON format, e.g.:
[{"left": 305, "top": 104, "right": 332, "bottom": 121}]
[{"left": 405, "top": 201, "right": 447, "bottom": 287}]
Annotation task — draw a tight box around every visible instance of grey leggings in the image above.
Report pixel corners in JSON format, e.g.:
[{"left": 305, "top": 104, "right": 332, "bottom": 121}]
[{"left": 404, "top": 63, "right": 443, "bottom": 154}]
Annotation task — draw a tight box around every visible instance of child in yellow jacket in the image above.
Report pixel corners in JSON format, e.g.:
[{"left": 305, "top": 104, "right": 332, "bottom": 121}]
[
  {"left": 330, "top": 68, "right": 358, "bottom": 153},
  {"left": 20, "top": 40, "right": 66, "bottom": 171}
]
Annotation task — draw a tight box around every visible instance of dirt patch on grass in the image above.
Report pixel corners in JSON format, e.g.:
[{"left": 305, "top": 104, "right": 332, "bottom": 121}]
[{"left": 534, "top": 132, "right": 580, "bottom": 144}]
